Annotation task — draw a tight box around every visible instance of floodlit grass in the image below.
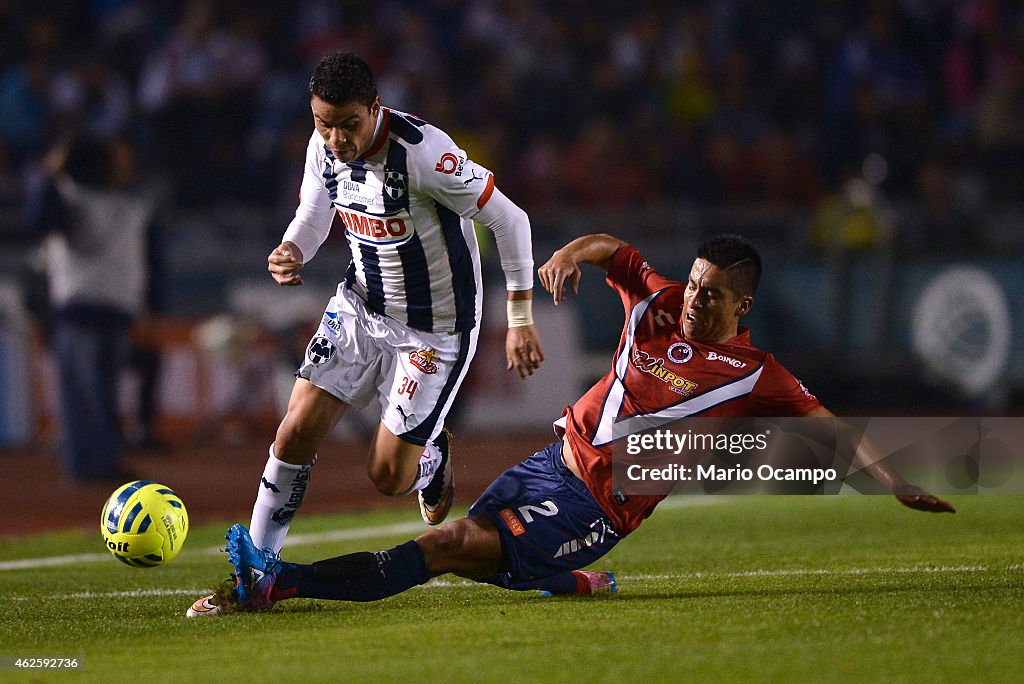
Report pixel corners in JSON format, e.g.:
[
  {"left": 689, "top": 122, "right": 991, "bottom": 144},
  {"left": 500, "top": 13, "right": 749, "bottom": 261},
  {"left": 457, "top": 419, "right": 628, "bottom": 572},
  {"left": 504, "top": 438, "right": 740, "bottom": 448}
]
[{"left": 1, "top": 496, "right": 1021, "bottom": 682}]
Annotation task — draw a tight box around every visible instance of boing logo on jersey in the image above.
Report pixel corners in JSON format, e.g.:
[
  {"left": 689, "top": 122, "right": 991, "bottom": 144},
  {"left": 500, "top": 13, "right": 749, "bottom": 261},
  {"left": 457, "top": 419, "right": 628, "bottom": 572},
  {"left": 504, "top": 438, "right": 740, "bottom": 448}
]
[{"left": 383, "top": 171, "right": 407, "bottom": 200}]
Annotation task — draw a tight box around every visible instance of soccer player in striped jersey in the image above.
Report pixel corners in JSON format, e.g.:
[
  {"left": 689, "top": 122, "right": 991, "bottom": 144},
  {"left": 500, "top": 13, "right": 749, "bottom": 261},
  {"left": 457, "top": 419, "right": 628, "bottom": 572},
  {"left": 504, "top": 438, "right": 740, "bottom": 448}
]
[
  {"left": 188, "top": 52, "right": 544, "bottom": 617},
  {"left": 205, "top": 234, "right": 954, "bottom": 613}
]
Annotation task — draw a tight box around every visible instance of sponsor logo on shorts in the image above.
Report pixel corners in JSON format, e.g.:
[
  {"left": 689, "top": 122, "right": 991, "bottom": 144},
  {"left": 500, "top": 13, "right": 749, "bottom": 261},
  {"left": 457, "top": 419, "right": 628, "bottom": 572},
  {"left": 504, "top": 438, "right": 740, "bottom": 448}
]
[
  {"left": 706, "top": 350, "right": 747, "bottom": 368},
  {"left": 553, "top": 518, "right": 616, "bottom": 558},
  {"left": 667, "top": 341, "right": 693, "bottom": 364},
  {"left": 410, "top": 348, "right": 440, "bottom": 374},
  {"left": 323, "top": 311, "right": 341, "bottom": 333},
  {"left": 499, "top": 508, "right": 525, "bottom": 536},
  {"left": 306, "top": 335, "right": 335, "bottom": 365},
  {"left": 631, "top": 348, "right": 698, "bottom": 395}
]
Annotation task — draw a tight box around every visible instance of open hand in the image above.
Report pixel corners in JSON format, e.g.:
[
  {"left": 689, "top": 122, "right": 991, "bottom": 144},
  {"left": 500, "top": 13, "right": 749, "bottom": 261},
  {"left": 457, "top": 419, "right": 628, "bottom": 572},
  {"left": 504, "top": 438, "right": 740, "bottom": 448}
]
[
  {"left": 538, "top": 252, "right": 582, "bottom": 306},
  {"left": 506, "top": 325, "right": 544, "bottom": 378},
  {"left": 895, "top": 485, "right": 956, "bottom": 513}
]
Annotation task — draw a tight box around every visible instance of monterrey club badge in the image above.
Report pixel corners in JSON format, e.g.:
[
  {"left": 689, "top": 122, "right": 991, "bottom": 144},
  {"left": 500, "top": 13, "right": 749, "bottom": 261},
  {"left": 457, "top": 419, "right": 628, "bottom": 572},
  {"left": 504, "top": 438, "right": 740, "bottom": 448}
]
[
  {"left": 383, "top": 170, "right": 407, "bottom": 200},
  {"left": 667, "top": 342, "right": 693, "bottom": 364},
  {"left": 306, "top": 335, "right": 336, "bottom": 365}
]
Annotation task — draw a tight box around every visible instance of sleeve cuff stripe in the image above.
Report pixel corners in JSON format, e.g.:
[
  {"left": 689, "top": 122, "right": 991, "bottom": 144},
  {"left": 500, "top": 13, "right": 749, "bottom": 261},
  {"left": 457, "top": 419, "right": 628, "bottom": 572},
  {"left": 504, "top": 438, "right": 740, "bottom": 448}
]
[{"left": 476, "top": 173, "right": 495, "bottom": 209}]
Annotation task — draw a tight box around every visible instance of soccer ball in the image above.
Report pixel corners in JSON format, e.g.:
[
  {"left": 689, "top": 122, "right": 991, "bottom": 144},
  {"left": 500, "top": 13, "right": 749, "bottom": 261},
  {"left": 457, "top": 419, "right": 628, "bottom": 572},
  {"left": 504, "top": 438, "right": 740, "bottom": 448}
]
[{"left": 100, "top": 480, "right": 189, "bottom": 567}]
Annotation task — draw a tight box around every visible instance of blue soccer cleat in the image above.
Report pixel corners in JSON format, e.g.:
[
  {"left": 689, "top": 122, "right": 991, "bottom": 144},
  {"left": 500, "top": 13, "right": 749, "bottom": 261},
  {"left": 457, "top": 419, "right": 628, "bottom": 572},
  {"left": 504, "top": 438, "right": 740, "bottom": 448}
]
[{"left": 225, "top": 523, "right": 283, "bottom": 611}]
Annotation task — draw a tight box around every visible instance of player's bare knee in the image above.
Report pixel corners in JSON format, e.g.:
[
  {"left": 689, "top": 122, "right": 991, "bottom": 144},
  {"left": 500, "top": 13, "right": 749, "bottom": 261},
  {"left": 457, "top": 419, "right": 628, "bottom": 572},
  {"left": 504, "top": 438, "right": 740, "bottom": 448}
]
[
  {"left": 416, "top": 517, "right": 500, "bottom": 579},
  {"left": 416, "top": 522, "right": 471, "bottom": 571},
  {"left": 274, "top": 420, "right": 318, "bottom": 464}
]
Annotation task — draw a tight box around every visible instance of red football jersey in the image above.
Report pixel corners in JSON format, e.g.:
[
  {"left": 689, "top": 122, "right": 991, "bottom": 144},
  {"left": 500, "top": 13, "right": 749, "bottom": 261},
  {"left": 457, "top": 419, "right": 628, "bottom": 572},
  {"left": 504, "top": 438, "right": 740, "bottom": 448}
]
[{"left": 561, "top": 244, "right": 822, "bottom": 535}]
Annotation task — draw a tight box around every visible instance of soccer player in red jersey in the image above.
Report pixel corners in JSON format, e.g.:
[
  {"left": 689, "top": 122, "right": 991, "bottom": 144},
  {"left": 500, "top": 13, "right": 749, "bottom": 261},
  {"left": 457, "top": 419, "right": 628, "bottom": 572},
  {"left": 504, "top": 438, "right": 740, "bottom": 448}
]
[{"left": 212, "top": 233, "right": 954, "bottom": 611}]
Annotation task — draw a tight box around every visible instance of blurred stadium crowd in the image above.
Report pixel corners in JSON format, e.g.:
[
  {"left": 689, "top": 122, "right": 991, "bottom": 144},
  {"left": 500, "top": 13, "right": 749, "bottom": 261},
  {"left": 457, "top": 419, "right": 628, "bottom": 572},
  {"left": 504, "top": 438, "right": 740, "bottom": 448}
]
[
  {"left": 2, "top": 0, "right": 1024, "bottom": 255},
  {"left": 1, "top": 0, "right": 1022, "bottom": 465}
]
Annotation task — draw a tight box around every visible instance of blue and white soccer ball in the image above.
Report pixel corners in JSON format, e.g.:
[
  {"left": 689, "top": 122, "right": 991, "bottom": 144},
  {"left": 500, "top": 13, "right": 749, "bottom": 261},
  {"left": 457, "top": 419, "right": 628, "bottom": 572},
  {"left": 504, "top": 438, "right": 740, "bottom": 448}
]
[{"left": 100, "top": 480, "right": 189, "bottom": 567}]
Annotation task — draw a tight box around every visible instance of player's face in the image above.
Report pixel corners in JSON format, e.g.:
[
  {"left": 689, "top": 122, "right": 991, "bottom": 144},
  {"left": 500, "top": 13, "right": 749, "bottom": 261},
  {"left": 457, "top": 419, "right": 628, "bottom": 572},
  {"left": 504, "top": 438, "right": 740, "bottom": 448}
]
[
  {"left": 311, "top": 95, "right": 381, "bottom": 163},
  {"left": 682, "top": 258, "right": 752, "bottom": 343}
]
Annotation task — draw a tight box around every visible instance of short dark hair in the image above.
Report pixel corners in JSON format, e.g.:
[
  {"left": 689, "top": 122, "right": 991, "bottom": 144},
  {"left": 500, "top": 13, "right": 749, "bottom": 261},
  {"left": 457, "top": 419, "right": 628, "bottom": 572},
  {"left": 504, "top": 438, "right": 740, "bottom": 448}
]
[
  {"left": 697, "top": 234, "right": 762, "bottom": 297},
  {"left": 308, "top": 52, "right": 377, "bottom": 106}
]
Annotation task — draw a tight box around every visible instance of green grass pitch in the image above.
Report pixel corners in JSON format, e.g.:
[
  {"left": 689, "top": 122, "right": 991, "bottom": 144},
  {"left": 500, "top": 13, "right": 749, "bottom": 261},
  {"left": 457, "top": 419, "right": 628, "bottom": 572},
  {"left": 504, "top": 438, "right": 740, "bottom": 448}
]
[{"left": 1, "top": 495, "right": 1021, "bottom": 682}]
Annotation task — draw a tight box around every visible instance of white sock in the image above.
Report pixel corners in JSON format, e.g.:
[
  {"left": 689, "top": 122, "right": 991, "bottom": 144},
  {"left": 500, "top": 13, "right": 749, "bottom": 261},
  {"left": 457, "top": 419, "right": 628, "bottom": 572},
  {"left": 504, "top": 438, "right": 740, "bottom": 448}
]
[
  {"left": 410, "top": 441, "right": 442, "bottom": 492},
  {"left": 249, "top": 444, "right": 315, "bottom": 554}
]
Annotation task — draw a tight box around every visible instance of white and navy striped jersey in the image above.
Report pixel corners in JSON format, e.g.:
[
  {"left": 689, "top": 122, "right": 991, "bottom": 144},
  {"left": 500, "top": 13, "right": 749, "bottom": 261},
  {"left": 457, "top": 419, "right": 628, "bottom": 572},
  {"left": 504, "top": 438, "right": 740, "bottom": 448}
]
[{"left": 283, "top": 107, "right": 516, "bottom": 333}]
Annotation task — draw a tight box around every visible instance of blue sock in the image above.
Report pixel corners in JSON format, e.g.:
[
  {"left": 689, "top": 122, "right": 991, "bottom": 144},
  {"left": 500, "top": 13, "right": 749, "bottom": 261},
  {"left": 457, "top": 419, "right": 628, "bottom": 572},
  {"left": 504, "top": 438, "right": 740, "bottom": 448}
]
[
  {"left": 509, "top": 571, "right": 583, "bottom": 595},
  {"left": 273, "top": 541, "right": 430, "bottom": 603}
]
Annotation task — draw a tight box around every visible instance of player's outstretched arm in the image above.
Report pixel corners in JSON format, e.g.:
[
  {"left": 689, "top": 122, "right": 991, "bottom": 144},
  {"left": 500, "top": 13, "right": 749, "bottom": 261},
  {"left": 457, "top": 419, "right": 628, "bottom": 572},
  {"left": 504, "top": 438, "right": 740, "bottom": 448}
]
[
  {"left": 807, "top": 407, "right": 956, "bottom": 513},
  {"left": 538, "top": 233, "right": 626, "bottom": 305},
  {"left": 505, "top": 289, "right": 545, "bottom": 379},
  {"left": 268, "top": 241, "right": 305, "bottom": 286}
]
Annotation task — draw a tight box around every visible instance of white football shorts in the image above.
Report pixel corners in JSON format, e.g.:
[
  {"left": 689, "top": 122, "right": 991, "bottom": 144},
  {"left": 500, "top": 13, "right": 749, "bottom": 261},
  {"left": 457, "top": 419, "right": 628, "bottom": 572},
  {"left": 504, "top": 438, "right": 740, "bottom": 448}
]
[{"left": 297, "top": 285, "right": 479, "bottom": 446}]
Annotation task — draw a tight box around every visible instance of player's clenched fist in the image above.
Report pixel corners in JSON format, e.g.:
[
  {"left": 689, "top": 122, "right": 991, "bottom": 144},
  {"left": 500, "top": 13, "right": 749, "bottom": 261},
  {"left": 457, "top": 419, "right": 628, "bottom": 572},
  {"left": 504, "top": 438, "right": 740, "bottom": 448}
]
[{"left": 268, "top": 241, "right": 305, "bottom": 285}]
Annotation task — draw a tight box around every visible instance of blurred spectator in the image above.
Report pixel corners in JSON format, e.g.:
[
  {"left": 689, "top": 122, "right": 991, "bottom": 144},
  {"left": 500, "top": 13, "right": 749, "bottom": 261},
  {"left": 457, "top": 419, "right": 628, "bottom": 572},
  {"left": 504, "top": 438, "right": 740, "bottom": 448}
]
[
  {"left": 0, "top": 15, "right": 58, "bottom": 163},
  {"left": 0, "top": 0, "right": 1023, "bottom": 250},
  {"left": 49, "top": 53, "right": 133, "bottom": 138},
  {"left": 899, "top": 156, "right": 983, "bottom": 255},
  {"left": 137, "top": 0, "right": 267, "bottom": 205},
  {"left": 26, "top": 135, "right": 158, "bottom": 482}
]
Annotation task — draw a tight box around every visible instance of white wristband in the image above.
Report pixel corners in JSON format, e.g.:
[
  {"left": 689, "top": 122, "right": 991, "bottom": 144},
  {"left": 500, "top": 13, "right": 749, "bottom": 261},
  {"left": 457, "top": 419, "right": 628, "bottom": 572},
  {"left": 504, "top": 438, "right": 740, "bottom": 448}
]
[{"left": 506, "top": 298, "right": 534, "bottom": 327}]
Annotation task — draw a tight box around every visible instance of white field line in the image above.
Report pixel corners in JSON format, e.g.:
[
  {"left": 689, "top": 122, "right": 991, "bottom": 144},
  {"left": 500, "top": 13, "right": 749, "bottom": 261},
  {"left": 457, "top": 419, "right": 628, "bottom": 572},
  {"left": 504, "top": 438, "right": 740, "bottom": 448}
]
[
  {"left": 6, "top": 564, "right": 1021, "bottom": 602},
  {"left": 625, "top": 564, "right": 1024, "bottom": 582},
  {"left": 7, "top": 588, "right": 207, "bottom": 601},
  {"left": 0, "top": 498, "right": 732, "bottom": 572},
  {"left": 0, "top": 521, "right": 426, "bottom": 572}
]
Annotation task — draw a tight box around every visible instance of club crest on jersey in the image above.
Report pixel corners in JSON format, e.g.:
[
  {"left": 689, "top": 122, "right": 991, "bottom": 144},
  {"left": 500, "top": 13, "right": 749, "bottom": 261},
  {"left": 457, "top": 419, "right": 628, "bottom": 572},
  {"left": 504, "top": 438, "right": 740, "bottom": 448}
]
[
  {"left": 383, "top": 171, "right": 407, "bottom": 200},
  {"left": 409, "top": 348, "right": 440, "bottom": 374},
  {"left": 632, "top": 348, "right": 698, "bottom": 395},
  {"left": 667, "top": 342, "right": 693, "bottom": 364},
  {"left": 306, "top": 335, "right": 336, "bottom": 365}
]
